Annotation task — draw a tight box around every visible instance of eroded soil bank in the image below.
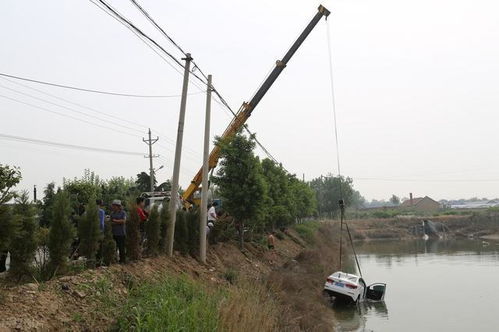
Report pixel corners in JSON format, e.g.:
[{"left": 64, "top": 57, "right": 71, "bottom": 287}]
[{"left": 0, "top": 223, "right": 340, "bottom": 331}]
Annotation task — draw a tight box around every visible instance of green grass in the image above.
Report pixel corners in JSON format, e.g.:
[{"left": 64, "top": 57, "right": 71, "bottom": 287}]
[
  {"left": 114, "top": 275, "right": 221, "bottom": 332},
  {"left": 293, "top": 221, "right": 321, "bottom": 244}
]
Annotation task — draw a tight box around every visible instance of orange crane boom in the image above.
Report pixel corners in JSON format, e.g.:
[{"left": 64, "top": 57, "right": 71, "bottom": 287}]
[{"left": 182, "top": 5, "right": 330, "bottom": 206}]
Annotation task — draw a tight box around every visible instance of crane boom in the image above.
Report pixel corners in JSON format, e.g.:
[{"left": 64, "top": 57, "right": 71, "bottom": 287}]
[{"left": 182, "top": 5, "right": 330, "bottom": 205}]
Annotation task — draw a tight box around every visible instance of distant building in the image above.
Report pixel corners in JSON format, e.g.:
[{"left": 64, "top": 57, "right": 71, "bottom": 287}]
[{"left": 400, "top": 193, "right": 441, "bottom": 213}]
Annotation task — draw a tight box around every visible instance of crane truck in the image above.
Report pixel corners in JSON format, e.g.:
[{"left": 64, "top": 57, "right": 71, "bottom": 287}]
[{"left": 182, "top": 5, "right": 330, "bottom": 206}]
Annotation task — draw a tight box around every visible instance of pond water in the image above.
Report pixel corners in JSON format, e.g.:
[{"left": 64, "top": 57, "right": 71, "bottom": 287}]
[{"left": 332, "top": 239, "right": 499, "bottom": 332}]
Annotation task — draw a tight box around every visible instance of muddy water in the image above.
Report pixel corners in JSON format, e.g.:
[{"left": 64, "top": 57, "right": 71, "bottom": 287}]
[{"left": 332, "top": 239, "right": 499, "bottom": 331}]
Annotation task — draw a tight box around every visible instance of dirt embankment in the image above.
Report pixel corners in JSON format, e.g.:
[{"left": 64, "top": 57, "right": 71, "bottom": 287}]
[
  {"left": 347, "top": 214, "right": 499, "bottom": 240},
  {"left": 0, "top": 223, "right": 340, "bottom": 331}
]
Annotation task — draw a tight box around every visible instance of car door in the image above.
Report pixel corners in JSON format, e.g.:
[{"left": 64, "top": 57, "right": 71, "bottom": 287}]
[{"left": 366, "top": 283, "right": 386, "bottom": 301}]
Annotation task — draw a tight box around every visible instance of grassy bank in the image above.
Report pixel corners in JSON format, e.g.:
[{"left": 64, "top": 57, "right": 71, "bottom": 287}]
[
  {"left": 114, "top": 276, "right": 220, "bottom": 331},
  {"left": 113, "top": 275, "right": 279, "bottom": 332},
  {"left": 2, "top": 222, "right": 343, "bottom": 331}
]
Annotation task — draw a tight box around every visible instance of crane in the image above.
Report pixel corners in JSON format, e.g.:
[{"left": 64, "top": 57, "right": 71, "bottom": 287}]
[{"left": 182, "top": 5, "right": 330, "bottom": 206}]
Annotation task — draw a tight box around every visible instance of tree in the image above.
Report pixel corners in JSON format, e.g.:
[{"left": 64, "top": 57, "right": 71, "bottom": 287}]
[
  {"left": 289, "top": 178, "right": 317, "bottom": 221},
  {"left": 309, "top": 175, "right": 355, "bottom": 218},
  {"left": 0, "top": 205, "right": 14, "bottom": 263},
  {"left": 159, "top": 200, "right": 170, "bottom": 253},
  {"left": 48, "top": 191, "right": 75, "bottom": 276},
  {"left": 0, "top": 164, "right": 21, "bottom": 273},
  {"left": 0, "top": 164, "right": 21, "bottom": 204},
  {"left": 135, "top": 172, "right": 155, "bottom": 193},
  {"left": 390, "top": 194, "right": 401, "bottom": 206},
  {"left": 78, "top": 195, "right": 101, "bottom": 265},
  {"left": 126, "top": 200, "right": 141, "bottom": 261},
  {"left": 145, "top": 205, "right": 160, "bottom": 256},
  {"left": 101, "top": 219, "right": 116, "bottom": 266},
  {"left": 156, "top": 180, "right": 172, "bottom": 192},
  {"left": 101, "top": 176, "right": 136, "bottom": 207},
  {"left": 213, "top": 133, "right": 267, "bottom": 249},
  {"left": 9, "top": 191, "right": 38, "bottom": 280},
  {"left": 63, "top": 170, "right": 102, "bottom": 214},
  {"left": 39, "top": 182, "right": 57, "bottom": 227}
]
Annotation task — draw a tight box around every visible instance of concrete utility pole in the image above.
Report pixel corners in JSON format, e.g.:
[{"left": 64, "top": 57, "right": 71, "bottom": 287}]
[
  {"left": 168, "top": 53, "right": 192, "bottom": 257},
  {"left": 143, "top": 128, "right": 159, "bottom": 192},
  {"left": 199, "top": 74, "right": 212, "bottom": 263}
]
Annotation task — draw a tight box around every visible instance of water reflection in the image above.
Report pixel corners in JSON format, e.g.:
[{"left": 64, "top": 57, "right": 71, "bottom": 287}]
[
  {"left": 332, "top": 301, "right": 388, "bottom": 332},
  {"left": 355, "top": 239, "right": 499, "bottom": 268}
]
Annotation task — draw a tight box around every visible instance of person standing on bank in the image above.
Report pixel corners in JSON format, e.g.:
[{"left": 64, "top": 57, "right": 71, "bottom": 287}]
[
  {"left": 136, "top": 197, "right": 149, "bottom": 243},
  {"left": 110, "top": 200, "right": 126, "bottom": 264},
  {"left": 207, "top": 201, "right": 218, "bottom": 232}
]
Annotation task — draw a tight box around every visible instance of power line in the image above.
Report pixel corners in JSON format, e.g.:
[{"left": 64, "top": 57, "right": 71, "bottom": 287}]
[
  {"left": 88, "top": 0, "right": 208, "bottom": 95},
  {"left": 0, "top": 72, "right": 200, "bottom": 98},
  {"left": 0, "top": 93, "right": 138, "bottom": 138},
  {"left": 0, "top": 133, "right": 144, "bottom": 156},
  {"left": 128, "top": 0, "right": 282, "bottom": 166},
  {"left": 0, "top": 76, "right": 204, "bottom": 159},
  {"left": 94, "top": 0, "right": 283, "bottom": 170},
  {"left": 0, "top": 82, "right": 144, "bottom": 135}
]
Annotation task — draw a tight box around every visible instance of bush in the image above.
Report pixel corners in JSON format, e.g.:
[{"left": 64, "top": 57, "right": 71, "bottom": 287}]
[
  {"left": 34, "top": 227, "right": 50, "bottom": 280},
  {"left": 115, "top": 276, "right": 220, "bottom": 331},
  {"left": 126, "top": 200, "right": 141, "bottom": 261},
  {"left": 186, "top": 208, "right": 200, "bottom": 256},
  {"left": 293, "top": 221, "right": 321, "bottom": 244},
  {"left": 145, "top": 205, "right": 160, "bottom": 256},
  {"left": 48, "top": 191, "right": 75, "bottom": 277},
  {"left": 101, "top": 220, "right": 116, "bottom": 266},
  {"left": 174, "top": 210, "right": 189, "bottom": 255},
  {"left": 0, "top": 205, "right": 14, "bottom": 257},
  {"left": 159, "top": 201, "right": 170, "bottom": 253},
  {"left": 9, "top": 192, "right": 38, "bottom": 280},
  {"left": 222, "top": 268, "right": 238, "bottom": 284},
  {"left": 78, "top": 196, "right": 101, "bottom": 266}
]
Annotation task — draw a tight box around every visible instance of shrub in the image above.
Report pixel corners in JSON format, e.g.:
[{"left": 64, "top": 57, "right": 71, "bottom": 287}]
[
  {"left": 9, "top": 192, "right": 38, "bottom": 280},
  {"left": 34, "top": 227, "right": 50, "bottom": 280},
  {"left": 145, "top": 205, "right": 160, "bottom": 256},
  {"left": 159, "top": 201, "right": 170, "bottom": 253},
  {"left": 293, "top": 221, "right": 321, "bottom": 244},
  {"left": 78, "top": 196, "right": 101, "bottom": 266},
  {"left": 174, "top": 210, "right": 189, "bottom": 255},
  {"left": 48, "top": 191, "right": 75, "bottom": 277},
  {"left": 222, "top": 268, "right": 238, "bottom": 284},
  {"left": 101, "top": 219, "right": 116, "bottom": 266},
  {"left": 126, "top": 200, "right": 141, "bottom": 261},
  {"left": 0, "top": 205, "right": 13, "bottom": 266},
  {"left": 186, "top": 208, "right": 200, "bottom": 256}
]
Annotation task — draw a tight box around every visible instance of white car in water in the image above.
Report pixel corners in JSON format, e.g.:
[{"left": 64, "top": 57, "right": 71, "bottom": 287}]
[{"left": 323, "top": 271, "right": 386, "bottom": 303}]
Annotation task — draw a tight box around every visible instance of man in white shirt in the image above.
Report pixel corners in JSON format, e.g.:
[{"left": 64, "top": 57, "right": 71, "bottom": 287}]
[{"left": 207, "top": 201, "right": 218, "bottom": 229}]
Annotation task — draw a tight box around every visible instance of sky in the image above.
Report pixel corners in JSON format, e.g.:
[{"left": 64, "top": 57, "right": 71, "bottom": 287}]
[{"left": 1, "top": 0, "right": 499, "bottom": 201}]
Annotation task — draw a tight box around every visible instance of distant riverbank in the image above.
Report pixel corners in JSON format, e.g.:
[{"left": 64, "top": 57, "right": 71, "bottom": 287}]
[{"left": 346, "top": 214, "right": 499, "bottom": 241}]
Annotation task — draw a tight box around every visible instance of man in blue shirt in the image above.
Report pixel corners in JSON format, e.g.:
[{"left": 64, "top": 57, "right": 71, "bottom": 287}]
[
  {"left": 96, "top": 199, "right": 106, "bottom": 232},
  {"left": 110, "top": 200, "right": 127, "bottom": 264}
]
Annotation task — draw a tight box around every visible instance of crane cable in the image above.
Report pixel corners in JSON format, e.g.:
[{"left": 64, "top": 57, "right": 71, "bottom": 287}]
[{"left": 325, "top": 18, "right": 363, "bottom": 278}]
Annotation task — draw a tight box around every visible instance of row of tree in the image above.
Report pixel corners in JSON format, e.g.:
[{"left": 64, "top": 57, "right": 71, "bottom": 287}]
[
  {"left": 212, "top": 133, "right": 358, "bottom": 247},
  {"left": 0, "top": 164, "right": 202, "bottom": 281}
]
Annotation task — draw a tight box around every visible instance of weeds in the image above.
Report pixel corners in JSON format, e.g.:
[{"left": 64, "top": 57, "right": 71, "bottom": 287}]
[
  {"left": 115, "top": 276, "right": 220, "bottom": 332},
  {"left": 293, "top": 221, "right": 321, "bottom": 244},
  {"left": 222, "top": 269, "right": 238, "bottom": 284}
]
